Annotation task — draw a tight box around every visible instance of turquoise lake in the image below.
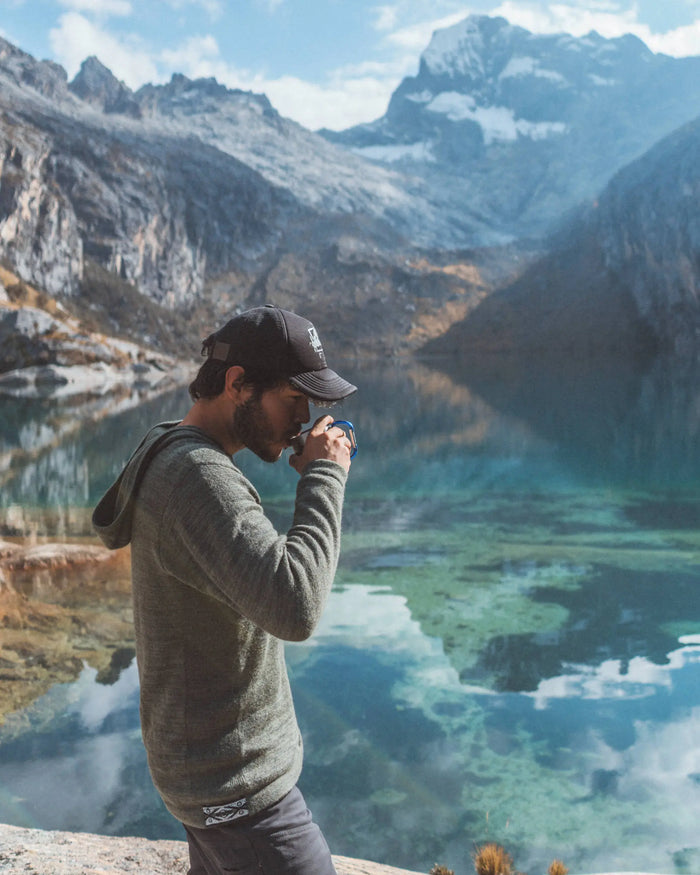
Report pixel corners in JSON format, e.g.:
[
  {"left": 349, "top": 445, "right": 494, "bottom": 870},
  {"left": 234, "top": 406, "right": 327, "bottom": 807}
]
[{"left": 1, "top": 353, "right": 699, "bottom": 874}]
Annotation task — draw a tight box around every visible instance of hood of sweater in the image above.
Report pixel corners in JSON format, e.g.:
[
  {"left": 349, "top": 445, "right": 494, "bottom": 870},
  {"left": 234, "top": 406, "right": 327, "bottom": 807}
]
[{"left": 92, "top": 422, "right": 218, "bottom": 549}]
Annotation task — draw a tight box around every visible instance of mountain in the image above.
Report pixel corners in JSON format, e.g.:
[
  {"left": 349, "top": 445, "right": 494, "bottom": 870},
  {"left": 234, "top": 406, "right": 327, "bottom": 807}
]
[
  {"left": 0, "top": 36, "right": 509, "bottom": 359},
  {"left": 2, "top": 19, "right": 700, "bottom": 370},
  {"left": 422, "top": 112, "right": 700, "bottom": 359},
  {"left": 323, "top": 15, "right": 700, "bottom": 241},
  {"left": 0, "top": 39, "right": 302, "bottom": 307}
]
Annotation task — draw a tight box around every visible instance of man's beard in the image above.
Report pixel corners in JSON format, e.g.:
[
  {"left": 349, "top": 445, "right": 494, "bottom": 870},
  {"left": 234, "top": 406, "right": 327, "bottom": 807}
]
[{"left": 232, "top": 393, "right": 291, "bottom": 463}]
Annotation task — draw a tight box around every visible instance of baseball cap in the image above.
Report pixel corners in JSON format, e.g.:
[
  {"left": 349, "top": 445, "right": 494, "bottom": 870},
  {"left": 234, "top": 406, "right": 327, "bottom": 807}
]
[{"left": 202, "top": 305, "right": 357, "bottom": 402}]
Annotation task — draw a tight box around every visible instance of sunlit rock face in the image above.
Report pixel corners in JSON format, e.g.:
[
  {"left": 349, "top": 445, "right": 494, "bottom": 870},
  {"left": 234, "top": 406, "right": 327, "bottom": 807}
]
[
  {"left": 0, "top": 282, "right": 190, "bottom": 392},
  {"left": 0, "top": 129, "right": 83, "bottom": 298},
  {"left": 0, "top": 37, "right": 305, "bottom": 309},
  {"left": 324, "top": 15, "right": 700, "bottom": 240}
]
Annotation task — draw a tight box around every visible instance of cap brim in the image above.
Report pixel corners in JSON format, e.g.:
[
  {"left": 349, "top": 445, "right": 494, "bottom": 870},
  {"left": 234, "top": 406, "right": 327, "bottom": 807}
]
[{"left": 290, "top": 368, "right": 357, "bottom": 402}]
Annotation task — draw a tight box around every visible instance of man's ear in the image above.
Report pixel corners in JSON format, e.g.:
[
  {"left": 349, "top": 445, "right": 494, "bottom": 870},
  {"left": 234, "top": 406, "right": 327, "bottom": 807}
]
[{"left": 224, "top": 366, "right": 246, "bottom": 398}]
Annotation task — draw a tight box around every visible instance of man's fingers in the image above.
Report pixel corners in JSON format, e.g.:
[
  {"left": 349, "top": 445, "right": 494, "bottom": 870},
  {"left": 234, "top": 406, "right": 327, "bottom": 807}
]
[{"left": 310, "top": 414, "right": 334, "bottom": 436}]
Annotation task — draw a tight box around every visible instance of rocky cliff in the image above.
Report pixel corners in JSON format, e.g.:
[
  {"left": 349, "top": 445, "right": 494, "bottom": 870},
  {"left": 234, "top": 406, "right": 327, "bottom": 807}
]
[
  {"left": 592, "top": 116, "right": 700, "bottom": 355},
  {"left": 0, "top": 38, "right": 305, "bottom": 307},
  {"left": 422, "top": 111, "right": 700, "bottom": 359}
]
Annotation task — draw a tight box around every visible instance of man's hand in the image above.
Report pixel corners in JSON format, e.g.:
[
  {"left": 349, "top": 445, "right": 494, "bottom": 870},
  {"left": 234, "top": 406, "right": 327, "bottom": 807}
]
[{"left": 289, "top": 415, "right": 353, "bottom": 474}]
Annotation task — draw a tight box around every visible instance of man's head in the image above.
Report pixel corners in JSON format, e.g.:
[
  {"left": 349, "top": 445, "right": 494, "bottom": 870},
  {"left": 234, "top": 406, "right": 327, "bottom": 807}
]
[
  {"left": 185, "top": 306, "right": 356, "bottom": 462},
  {"left": 189, "top": 305, "right": 357, "bottom": 403}
]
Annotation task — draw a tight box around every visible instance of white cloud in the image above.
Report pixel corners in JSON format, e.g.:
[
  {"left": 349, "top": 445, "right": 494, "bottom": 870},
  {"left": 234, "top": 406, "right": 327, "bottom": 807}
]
[
  {"left": 49, "top": 12, "right": 160, "bottom": 86},
  {"left": 490, "top": 1, "right": 700, "bottom": 57},
  {"left": 57, "top": 0, "right": 132, "bottom": 14},
  {"left": 373, "top": 4, "right": 401, "bottom": 31},
  {"left": 489, "top": 0, "right": 637, "bottom": 35},
  {"left": 385, "top": 10, "right": 473, "bottom": 52},
  {"left": 155, "top": 32, "right": 402, "bottom": 129},
  {"left": 256, "top": 0, "right": 285, "bottom": 11},
  {"left": 69, "top": 661, "right": 139, "bottom": 732},
  {"left": 163, "top": 0, "right": 224, "bottom": 18},
  {"left": 45, "top": 0, "right": 700, "bottom": 132},
  {"left": 646, "top": 18, "right": 700, "bottom": 55},
  {"left": 377, "top": 2, "right": 700, "bottom": 63},
  {"left": 159, "top": 33, "right": 220, "bottom": 72},
  {"left": 529, "top": 641, "right": 700, "bottom": 709},
  {"left": 265, "top": 72, "right": 396, "bottom": 129},
  {"left": 47, "top": 14, "right": 375, "bottom": 130}
]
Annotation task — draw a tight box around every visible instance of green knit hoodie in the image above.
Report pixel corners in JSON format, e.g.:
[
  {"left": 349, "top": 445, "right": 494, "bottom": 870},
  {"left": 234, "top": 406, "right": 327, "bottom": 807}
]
[{"left": 92, "top": 422, "right": 347, "bottom": 828}]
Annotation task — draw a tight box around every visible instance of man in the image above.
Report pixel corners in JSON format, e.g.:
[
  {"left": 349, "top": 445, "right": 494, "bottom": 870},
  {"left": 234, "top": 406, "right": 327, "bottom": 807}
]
[{"left": 92, "top": 305, "right": 357, "bottom": 875}]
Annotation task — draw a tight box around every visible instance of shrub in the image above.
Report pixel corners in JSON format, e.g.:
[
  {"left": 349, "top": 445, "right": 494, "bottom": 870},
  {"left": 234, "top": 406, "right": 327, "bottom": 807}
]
[{"left": 473, "top": 843, "right": 514, "bottom": 875}]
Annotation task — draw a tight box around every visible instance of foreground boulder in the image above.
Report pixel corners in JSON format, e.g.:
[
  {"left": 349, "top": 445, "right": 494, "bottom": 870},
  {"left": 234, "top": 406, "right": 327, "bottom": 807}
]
[{"left": 0, "top": 823, "right": 423, "bottom": 875}]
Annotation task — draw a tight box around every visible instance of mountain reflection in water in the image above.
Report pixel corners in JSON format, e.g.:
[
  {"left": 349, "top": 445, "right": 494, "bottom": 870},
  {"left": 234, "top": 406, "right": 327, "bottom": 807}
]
[{"left": 0, "top": 354, "right": 699, "bottom": 875}]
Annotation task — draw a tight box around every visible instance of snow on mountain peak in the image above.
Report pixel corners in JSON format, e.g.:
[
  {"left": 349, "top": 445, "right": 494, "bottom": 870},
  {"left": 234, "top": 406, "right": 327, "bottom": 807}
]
[
  {"left": 421, "top": 15, "right": 519, "bottom": 77},
  {"left": 498, "top": 56, "right": 567, "bottom": 85},
  {"left": 418, "top": 15, "right": 652, "bottom": 86},
  {"left": 426, "top": 92, "right": 567, "bottom": 144}
]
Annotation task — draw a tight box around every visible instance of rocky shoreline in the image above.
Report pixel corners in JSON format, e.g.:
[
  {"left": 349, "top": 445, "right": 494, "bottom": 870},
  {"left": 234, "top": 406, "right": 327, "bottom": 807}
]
[
  {"left": 0, "top": 271, "right": 190, "bottom": 400},
  {"left": 0, "top": 823, "right": 666, "bottom": 875},
  {"left": 0, "top": 823, "right": 422, "bottom": 875}
]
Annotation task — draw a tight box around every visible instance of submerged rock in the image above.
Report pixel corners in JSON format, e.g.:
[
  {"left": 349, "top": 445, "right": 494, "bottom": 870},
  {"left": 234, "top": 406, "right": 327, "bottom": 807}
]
[{"left": 2, "top": 541, "right": 120, "bottom": 573}]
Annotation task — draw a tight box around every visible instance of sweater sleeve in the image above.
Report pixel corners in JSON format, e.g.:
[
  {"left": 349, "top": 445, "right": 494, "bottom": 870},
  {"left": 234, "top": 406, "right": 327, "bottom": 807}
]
[{"left": 160, "top": 455, "right": 347, "bottom": 641}]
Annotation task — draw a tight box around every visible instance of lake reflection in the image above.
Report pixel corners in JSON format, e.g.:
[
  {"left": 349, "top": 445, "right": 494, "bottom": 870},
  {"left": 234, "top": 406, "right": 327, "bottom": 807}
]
[{"left": 1, "top": 354, "right": 700, "bottom": 875}]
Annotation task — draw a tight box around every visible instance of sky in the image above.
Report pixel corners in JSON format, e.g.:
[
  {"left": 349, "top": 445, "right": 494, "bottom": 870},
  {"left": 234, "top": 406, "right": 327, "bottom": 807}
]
[{"left": 1, "top": 0, "right": 700, "bottom": 131}]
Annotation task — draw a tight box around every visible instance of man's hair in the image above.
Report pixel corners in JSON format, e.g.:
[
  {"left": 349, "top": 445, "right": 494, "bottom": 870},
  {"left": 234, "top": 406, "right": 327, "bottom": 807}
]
[{"left": 188, "top": 359, "right": 286, "bottom": 401}]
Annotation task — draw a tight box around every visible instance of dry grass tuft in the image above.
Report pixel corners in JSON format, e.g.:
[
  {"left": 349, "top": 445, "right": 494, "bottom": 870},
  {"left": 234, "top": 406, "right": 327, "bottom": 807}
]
[
  {"left": 473, "top": 843, "right": 514, "bottom": 875},
  {"left": 548, "top": 862, "right": 568, "bottom": 875},
  {"left": 429, "top": 866, "right": 455, "bottom": 875}
]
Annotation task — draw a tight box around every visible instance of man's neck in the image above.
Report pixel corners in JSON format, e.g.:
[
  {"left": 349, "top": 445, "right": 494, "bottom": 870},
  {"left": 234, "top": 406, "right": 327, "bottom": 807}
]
[{"left": 180, "top": 400, "right": 243, "bottom": 456}]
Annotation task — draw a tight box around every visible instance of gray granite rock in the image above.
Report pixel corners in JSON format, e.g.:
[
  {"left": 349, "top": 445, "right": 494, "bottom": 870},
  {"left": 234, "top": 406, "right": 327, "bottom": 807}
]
[{"left": 0, "top": 823, "right": 423, "bottom": 875}]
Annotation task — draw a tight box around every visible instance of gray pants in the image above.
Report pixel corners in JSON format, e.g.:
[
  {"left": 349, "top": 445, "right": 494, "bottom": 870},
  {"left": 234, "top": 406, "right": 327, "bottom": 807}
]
[{"left": 184, "top": 786, "right": 337, "bottom": 875}]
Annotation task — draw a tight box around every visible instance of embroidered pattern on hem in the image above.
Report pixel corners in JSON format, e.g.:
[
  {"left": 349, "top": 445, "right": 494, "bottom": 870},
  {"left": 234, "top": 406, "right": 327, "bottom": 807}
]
[{"left": 202, "top": 798, "right": 249, "bottom": 826}]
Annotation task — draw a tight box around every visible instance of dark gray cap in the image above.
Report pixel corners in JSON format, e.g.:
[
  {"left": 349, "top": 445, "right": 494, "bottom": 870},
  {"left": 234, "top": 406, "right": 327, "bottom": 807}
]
[{"left": 202, "top": 305, "right": 357, "bottom": 402}]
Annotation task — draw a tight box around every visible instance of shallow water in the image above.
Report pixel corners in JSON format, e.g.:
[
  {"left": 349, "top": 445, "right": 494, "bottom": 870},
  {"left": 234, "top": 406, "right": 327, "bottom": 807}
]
[{"left": 1, "top": 354, "right": 699, "bottom": 874}]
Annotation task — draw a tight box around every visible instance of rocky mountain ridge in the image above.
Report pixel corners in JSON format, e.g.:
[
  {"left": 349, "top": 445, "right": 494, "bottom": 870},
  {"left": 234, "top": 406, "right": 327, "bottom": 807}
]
[
  {"left": 324, "top": 15, "right": 700, "bottom": 240},
  {"left": 424, "top": 112, "right": 700, "bottom": 359},
  {"left": 0, "top": 38, "right": 458, "bottom": 250},
  {"left": 0, "top": 34, "right": 513, "bottom": 363},
  {"left": 0, "top": 39, "right": 304, "bottom": 306},
  {"left": 1, "top": 18, "right": 700, "bottom": 367}
]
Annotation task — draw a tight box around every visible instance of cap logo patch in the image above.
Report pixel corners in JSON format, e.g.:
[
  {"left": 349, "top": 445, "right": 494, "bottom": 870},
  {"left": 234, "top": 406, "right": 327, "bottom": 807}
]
[{"left": 307, "top": 326, "right": 326, "bottom": 364}]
